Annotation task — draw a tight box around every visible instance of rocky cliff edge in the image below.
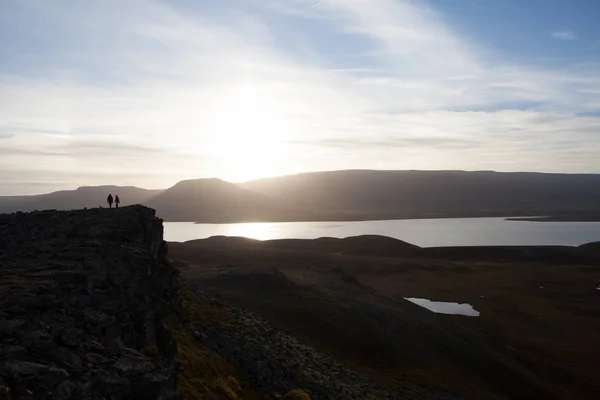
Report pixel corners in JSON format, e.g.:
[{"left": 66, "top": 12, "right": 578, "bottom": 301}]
[{"left": 0, "top": 206, "right": 180, "bottom": 400}]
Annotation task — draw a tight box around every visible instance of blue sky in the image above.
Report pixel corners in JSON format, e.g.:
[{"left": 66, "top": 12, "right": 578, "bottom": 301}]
[{"left": 1, "top": 0, "right": 599, "bottom": 194}]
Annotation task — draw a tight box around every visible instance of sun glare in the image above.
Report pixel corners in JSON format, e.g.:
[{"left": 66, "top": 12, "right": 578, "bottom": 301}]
[{"left": 210, "top": 83, "right": 286, "bottom": 182}]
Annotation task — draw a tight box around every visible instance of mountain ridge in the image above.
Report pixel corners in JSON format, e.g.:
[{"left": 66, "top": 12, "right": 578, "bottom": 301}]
[
  {"left": 2, "top": 170, "right": 600, "bottom": 222},
  {"left": 145, "top": 178, "right": 304, "bottom": 222},
  {"left": 0, "top": 185, "right": 161, "bottom": 214}
]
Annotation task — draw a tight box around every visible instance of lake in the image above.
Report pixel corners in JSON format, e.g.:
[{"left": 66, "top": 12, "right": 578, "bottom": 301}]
[{"left": 163, "top": 217, "right": 600, "bottom": 247}]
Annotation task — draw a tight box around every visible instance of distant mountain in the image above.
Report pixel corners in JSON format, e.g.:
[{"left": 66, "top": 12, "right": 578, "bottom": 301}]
[
  {"left": 3, "top": 170, "right": 600, "bottom": 222},
  {"left": 240, "top": 170, "right": 600, "bottom": 219},
  {"left": 145, "top": 178, "right": 304, "bottom": 222},
  {"left": 0, "top": 186, "right": 162, "bottom": 214}
]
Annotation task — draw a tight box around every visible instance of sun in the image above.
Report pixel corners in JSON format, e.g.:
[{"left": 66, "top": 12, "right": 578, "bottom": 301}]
[{"left": 209, "top": 84, "right": 287, "bottom": 182}]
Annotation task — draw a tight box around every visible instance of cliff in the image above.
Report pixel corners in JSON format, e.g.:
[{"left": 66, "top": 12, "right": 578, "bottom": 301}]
[
  {"left": 0, "top": 206, "right": 180, "bottom": 400},
  {"left": 3, "top": 206, "right": 571, "bottom": 399},
  {"left": 0, "top": 206, "right": 462, "bottom": 400}
]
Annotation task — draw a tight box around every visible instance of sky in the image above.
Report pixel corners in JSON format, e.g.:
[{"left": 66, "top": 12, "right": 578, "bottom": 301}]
[{"left": 1, "top": 0, "right": 600, "bottom": 195}]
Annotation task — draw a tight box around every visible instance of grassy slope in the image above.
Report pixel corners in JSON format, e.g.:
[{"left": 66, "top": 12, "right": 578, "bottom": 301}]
[
  {"left": 194, "top": 268, "right": 556, "bottom": 400},
  {"left": 173, "top": 288, "right": 268, "bottom": 400},
  {"left": 169, "top": 237, "right": 600, "bottom": 400}
]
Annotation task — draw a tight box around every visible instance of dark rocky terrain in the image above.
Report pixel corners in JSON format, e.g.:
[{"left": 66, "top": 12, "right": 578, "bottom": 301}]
[
  {"left": 2, "top": 206, "right": 598, "bottom": 399},
  {"left": 0, "top": 207, "right": 271, "bottom": 400},
  {"left": 182, "top": 280, "right": 402, "bottom": 400},
  {"left": 1, "top": 206, "right": 428, "bottom": 400},
  {"left": 171, "top": 236, "right": 600, "bottom": 400},
  {"left": 0, "top": 207, "right": 180, "bottom": 399}
]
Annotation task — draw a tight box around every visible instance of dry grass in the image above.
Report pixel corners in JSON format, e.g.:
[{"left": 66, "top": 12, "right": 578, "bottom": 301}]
[
  {"left": 283, "top": 389, "right": 311, "bottom": 400},
  {"left": 173, "top": 289, "right": 266, "bottom": 400},
  {"left": 170, "top": 237, "right": 600, "bottom": 400}
]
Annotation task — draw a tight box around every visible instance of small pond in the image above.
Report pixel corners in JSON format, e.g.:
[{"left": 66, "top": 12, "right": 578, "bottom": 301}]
[{"left": 405, "top": 298, "right": 480, "bottom": 317}]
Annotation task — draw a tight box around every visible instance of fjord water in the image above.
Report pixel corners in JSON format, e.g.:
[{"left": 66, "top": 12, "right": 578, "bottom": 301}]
[{"left": 163, "top": 217, "right": 600, "bottom": 247}]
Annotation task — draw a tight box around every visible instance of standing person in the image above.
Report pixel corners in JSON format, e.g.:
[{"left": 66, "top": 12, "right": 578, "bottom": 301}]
[
  {"left": 107, "top": 193, "right": 114, "bottom": 209},
  {"left": 115, "top": 195, "right": 120, "bottom": 208}
]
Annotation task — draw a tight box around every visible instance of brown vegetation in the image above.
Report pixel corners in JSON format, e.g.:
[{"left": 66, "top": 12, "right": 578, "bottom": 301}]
[
  {"left": 173, "top": 289, "right": 266, "bottom": 400},
  {"left": 283, "top": 389, "right": 312, "bottom": 400},
  {"left": 170, "top": 236, "right": 600, "bottom": 400}
]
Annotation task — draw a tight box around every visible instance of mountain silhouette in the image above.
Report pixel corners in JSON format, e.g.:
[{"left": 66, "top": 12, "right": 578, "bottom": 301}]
[
  {"left": 240, "top": 170, "right": 600, "bottom": 219},
  {"left": 2, "top": 170, "right": 600, "bottom": 222},
  {"left": 0, "top": 185, "right": 160, "bottom": 214},
  {"left": 145, "top": 178, "right": 298, "bottom": 222}
]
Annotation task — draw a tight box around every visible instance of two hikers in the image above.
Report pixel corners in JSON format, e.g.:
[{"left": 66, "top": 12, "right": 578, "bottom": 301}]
[{"left": 106, "top": 194, "right": 121, "bottom": 209}]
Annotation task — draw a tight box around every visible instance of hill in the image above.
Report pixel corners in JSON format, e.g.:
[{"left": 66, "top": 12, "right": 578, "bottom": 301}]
[
  {"left": 580, "top": 241, "right": 600, "bottom": 256},
  {"left": 240, "top": 170, "right": 600, "bottom": 219},
  {"left": 0, "top": 185, "right": 161, "bottom": 214},
  {"left": 146, "top": 178, "right": 306, "bottom": 222},
  {"left": 264, "top": 235, "right": 421, "bottom": 257},
  {"left": 3, "top": 207, "right": 598, "bottom": 399},
  {"left": 170, "top": 235, "right": 600, "bottom": 399},
  {"left": 3, "top": 170, "right": 600, "bottom": 222}
]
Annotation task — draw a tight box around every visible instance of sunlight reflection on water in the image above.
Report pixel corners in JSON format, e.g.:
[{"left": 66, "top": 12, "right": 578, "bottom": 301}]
[{"left": 163, "top": 217, "right": 600, "bottom": 247}]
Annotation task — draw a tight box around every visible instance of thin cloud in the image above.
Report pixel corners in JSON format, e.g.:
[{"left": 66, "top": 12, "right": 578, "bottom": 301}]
[
  {"left": 0, "top": 126, "right": 17, "bottom": 139},
  {"left": 551, "top": 30, "right": 578, "bottom": 40},
  {"left": 289, "top": 136, "right": 483, "bottom": 150},
  {"left": 0, "top": 0, "right": 599, "bottom": 194}
]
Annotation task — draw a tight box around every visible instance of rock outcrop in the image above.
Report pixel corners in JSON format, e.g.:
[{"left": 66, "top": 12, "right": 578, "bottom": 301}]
[
  {"left": 183, "top": 281, "right": 405, "bottom": 400},
  {"left": 0, "top": 206, "right": 180, "bottom": 400}
]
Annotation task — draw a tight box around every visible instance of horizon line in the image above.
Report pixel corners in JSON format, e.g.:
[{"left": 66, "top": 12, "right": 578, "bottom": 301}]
[{"left": 3, "top": 168, "right": 600, "bottom": 197}]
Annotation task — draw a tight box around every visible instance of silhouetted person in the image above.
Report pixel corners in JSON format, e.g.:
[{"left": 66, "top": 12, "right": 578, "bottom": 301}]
[
  {"left": 115, "top": 195, "right": 120, "bottom": 208},
  {"left": 107, "top": 194, "right": 114, "bottom": 209}
]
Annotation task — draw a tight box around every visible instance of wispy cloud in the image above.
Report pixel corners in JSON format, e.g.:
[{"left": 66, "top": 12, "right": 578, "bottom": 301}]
[
  {"left": 551, "top": 30, "right": 578, "bottom": 40},
  {"left": 0, "top": 0, "right": 599, "bottom": 194}
]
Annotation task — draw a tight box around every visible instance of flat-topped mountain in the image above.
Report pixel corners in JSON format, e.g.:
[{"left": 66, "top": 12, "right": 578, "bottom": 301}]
[
  {"left": 240, "top": 170, "right": 600, "bottom": 218},
  {"left": 145, "top": 178, "right": 301, "bottom": 222},
  {"left": 2, "top": 170, "right": 600, "bottom": 222}
]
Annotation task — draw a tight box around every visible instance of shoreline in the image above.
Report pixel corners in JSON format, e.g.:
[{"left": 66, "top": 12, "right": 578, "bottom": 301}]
[
  {"left": 507, "top": 215, "right": 600, "bottom": 222},
  {"left": 188, "top": 214, "right": 544, "bottom": 225},
  {"left": 187, "top": 213, "right": 600, "bottom": 224}
]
